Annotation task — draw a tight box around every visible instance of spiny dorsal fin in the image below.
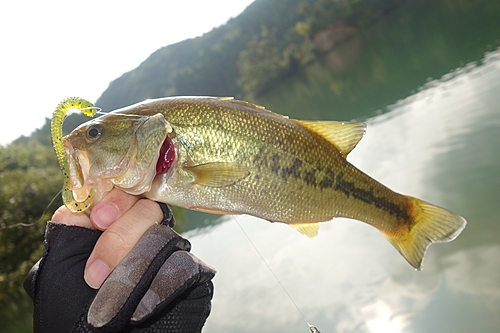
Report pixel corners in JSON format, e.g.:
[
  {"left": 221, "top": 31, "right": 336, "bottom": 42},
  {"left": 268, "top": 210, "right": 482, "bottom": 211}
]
[
  {"left": 183, "top": 162, "right": 250, "bottom": 187},
  {"left": 219, "top": 97, "right": 290, "bottom": 119},
  {"left": 295, "top": 120, "right": 366, "bottom": 156},
  {"left": 289, "top": 222, "right": 320, "bottom": 238}
]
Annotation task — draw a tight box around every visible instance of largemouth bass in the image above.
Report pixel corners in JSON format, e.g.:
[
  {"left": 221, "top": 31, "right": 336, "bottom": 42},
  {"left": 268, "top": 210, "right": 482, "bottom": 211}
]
[{"left": 59, "top": 96, "right": 466, "bottom": 269}]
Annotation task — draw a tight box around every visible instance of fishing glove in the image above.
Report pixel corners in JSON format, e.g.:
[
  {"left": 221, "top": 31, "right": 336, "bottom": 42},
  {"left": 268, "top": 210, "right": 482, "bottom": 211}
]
[{"left": 24, "top": 203, "right": 216, "bottom": 333}]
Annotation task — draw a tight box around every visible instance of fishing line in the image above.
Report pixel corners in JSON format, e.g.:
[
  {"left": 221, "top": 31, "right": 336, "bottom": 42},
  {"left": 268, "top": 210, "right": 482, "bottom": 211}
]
[
  {"left": 1, "top": 222, "right": 35, "bottom": 229},
  {"left": 232, "top": 216, "right": 322, "bottom": 333},
  {"left": 39, "top": 190, "right": 63, "bottom": 222},
  {"left": 95, "top": 110, "right": 108, "bottom": 116},
  {"left": 0, "top": 190, "right": 63, "bottom": 230},
  {"left": 81, "top": 106, "right": 103, "bottom": 114}
]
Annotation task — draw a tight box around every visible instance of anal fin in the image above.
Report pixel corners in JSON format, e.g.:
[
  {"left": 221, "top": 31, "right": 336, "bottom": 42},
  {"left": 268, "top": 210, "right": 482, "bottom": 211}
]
[{"left": 288, "top": 222, "right": 320, "bottom": 238}]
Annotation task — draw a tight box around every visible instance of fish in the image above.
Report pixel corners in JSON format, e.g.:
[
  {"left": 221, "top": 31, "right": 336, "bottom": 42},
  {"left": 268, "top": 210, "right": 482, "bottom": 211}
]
[{"left": 59, "top": 96, "right": 466, "bottom": 269}]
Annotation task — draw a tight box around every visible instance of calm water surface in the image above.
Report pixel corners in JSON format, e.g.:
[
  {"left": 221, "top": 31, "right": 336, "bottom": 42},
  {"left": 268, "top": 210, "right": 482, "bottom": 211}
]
[
  {"left": 190, "top": 48, "right": 500, "bottom": 333},
  {"left": 182, "top": 1, "right": 500, "bottom": 332}
]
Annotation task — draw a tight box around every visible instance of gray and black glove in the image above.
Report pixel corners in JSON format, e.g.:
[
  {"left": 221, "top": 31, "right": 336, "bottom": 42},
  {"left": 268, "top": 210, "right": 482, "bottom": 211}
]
[{"left": 24, "top": 204, "right": 216, "bottom": 333}]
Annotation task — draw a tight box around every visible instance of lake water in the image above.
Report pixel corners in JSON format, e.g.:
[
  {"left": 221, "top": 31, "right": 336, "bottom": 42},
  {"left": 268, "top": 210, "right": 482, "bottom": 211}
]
[{"left": 181, "top": 0, "right": 500, "bottom": 332}]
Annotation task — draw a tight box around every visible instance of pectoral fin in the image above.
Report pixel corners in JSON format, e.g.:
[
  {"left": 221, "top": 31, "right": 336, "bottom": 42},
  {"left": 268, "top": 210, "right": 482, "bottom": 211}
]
[
  {"left": 288, "top": 222, "right": 320, "bottom": 238},
  {"left": 184, "top": 162, "right": 250, "bottom": 187},
  {"left": 295, "top": 120, "right": 366, "bottom": 156}
]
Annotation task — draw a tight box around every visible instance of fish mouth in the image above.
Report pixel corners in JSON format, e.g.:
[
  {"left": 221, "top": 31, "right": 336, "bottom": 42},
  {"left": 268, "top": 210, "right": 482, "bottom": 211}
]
[
  {"left": 63, "top": 135, "right": 151, "bottom": 204},
  {"left": 63, "top": 139, "right": 97, "bottom": 202}
]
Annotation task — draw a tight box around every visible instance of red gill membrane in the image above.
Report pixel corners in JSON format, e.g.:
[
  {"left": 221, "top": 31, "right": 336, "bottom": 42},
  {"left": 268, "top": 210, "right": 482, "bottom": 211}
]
[{"left": 156, "top": 136, "right": 175, "bottom": 175}]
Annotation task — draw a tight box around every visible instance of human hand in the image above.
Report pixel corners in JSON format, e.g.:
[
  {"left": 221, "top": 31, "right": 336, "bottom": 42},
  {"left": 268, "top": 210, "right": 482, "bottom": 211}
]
[
  {"left": 26, "top": 190, "right": 216, "bottom": 332},
  {"left": 52, "top": 188, "right": 164, "bottom": 288}
]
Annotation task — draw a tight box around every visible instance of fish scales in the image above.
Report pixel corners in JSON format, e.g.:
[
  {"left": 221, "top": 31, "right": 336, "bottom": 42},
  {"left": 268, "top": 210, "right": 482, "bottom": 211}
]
[
  {"left": 59, "top": 96, "right": 466, "bottom": 269},
  {"left": 134, "top": 100, "right": 339, "bottom": 217},
  {"left": 136, "top": 98, "right": 409, "bottom": 226}
]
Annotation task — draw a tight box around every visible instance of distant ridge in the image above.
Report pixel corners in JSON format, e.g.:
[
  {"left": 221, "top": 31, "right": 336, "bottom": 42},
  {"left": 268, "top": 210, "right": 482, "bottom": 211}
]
[
  {"left": 96, "top": 0, "right": 302, "bottom": 111},
  {"left": 95, "top": 0, "right": 405, "bottom": 112}
]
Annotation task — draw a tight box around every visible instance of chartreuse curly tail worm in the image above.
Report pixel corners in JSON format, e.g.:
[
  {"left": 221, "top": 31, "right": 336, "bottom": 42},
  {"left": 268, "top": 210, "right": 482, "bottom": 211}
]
[{"left": 51, "top": 97, "right": 99, "bottom": 212}]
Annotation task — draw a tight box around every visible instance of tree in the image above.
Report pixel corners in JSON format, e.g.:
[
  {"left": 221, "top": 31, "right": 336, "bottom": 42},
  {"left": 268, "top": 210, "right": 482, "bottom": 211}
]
[
  {"left": 0, "top": 141, "right": 62, "bottom": 331},
  {"left": 237, "top": 27, "right": 293, "bottom": 98}
]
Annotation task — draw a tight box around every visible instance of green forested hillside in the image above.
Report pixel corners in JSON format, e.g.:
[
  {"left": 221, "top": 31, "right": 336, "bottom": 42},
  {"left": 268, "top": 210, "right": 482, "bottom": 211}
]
[{"left": 96, "top": 0, "right": 406, "bottom": 111}]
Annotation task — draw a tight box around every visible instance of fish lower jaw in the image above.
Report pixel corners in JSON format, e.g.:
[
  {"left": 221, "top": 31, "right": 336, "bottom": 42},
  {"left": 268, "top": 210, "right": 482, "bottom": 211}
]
[{"left": 71, "top": 187, "right": 92, "bottom": 203}]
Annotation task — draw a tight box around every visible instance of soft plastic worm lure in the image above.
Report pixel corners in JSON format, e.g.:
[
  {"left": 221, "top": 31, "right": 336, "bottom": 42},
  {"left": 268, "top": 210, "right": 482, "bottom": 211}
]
[{"left": 51, "top": 97, "right": 99, "bottom": 212}]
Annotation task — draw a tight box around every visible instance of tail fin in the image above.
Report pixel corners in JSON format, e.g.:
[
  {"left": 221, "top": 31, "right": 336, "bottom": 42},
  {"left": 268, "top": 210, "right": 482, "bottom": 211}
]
[{"left": 387, "top": 197, "right": 467, "bottom": 270}]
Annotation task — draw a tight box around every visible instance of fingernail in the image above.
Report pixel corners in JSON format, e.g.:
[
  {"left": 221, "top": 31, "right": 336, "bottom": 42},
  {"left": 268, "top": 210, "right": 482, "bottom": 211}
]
[
  {"left": 93, "top": 203, "right": 119, "bottom": 229},
  {"left": 85, "top": 259, "right": 110, "bottom": 289}
]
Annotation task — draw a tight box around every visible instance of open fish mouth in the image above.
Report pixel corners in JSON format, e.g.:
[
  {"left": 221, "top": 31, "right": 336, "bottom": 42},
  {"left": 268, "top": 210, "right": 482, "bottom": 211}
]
[
  {"left": 63, "top": 138, "right": 101, "bottom": 203},
  {"left": 62, "top": 135, "right": 154, "bottom": 204}
]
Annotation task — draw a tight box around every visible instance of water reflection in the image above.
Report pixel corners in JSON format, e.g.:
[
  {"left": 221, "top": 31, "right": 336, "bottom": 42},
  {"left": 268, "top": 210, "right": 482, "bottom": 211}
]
[
  {"left": 186, "top": 48, "right": 500, "bottom": 332},
  {"left": 259, "top": 0, "right": 500, "bottom": 123}
]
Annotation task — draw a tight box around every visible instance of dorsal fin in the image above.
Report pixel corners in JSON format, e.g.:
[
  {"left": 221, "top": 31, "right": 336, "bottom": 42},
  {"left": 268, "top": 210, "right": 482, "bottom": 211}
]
[
  {"left": 295, "top": 120, "right": 366, "bottom": 156},
  {"left": 218, "top": 97, "right": 290, "bottom": 119}
]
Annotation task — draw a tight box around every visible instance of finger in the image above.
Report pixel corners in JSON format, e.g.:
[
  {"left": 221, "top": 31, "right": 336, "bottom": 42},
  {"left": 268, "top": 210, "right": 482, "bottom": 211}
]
[
  {"left": 87, "top": 225, "right": 190, "bottom": 327},
  {"left": 132, "top": 251, "right": 216, "bottom": 323},
  {"left": 51, "top": 205, "right": 92, "bottom": 228},
  {"left": 84, "top": 199, "right": 163, "bottom": 289},
  {"left": 90, "top": 188, "right": 140, "bottom": 230}
]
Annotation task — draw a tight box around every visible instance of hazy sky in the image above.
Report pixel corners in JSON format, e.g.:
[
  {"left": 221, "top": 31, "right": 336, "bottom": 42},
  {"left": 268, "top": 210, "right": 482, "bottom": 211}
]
[{"left": 0, "top": 0, "right": 255, "bottom": 146}]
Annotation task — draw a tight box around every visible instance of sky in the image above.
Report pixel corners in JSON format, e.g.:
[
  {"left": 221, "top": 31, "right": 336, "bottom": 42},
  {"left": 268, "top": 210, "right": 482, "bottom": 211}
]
[{"left": 0, "top": 0, "right": 255, "bottom": 146}]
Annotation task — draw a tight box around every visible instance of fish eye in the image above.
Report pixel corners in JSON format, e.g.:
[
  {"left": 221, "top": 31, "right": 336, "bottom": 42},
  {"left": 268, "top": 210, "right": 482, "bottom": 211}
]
[{"left": 86, "top": 125, "right": 102, "bottom": 141}]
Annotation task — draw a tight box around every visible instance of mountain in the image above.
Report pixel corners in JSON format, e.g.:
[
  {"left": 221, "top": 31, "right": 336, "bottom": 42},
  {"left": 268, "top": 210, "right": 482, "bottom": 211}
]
[{"left": 95, "top": 0, "right": 405, "bottom": 112}]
